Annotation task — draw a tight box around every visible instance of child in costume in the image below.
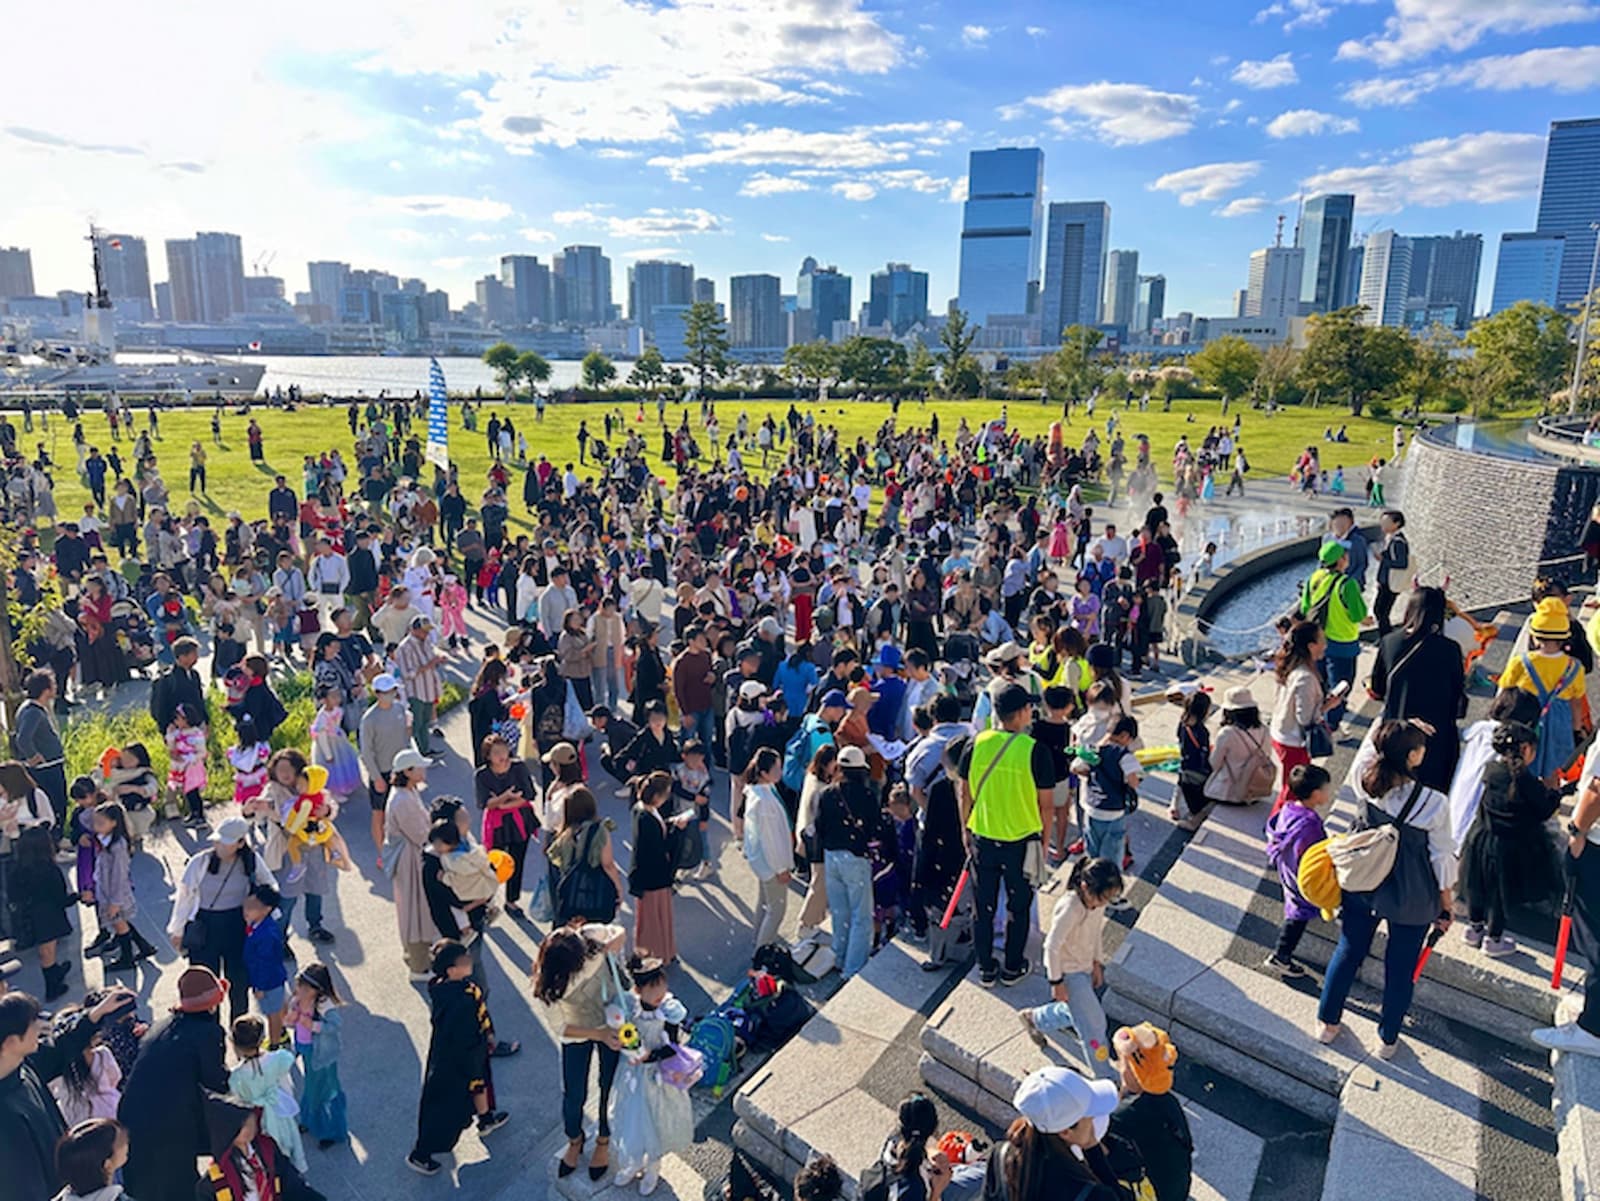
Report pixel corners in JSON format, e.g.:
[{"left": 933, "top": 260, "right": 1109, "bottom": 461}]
[
  {"left": 198, "top": 1092, "right": 325, "bottom": 1201},
  {"left": 230, "top": 1013, "right": 306, "bottom": 1172},
  {"left": 164, "top": 702, "right": 208, "bottom": 826},
  {"left": 68, "top": 775, "right": 107, "bottom": 955},
  {"left": 439, "top": 573, "right": 469, "bottom": 651},
  {"left": 282, "top": 764, "right": 353, "bottom": 885},
  {"left": 310, "top": 684, "right": 363, "bottom": 800},
  {"left": 285, "top": 962, "right": 349, "bottom": 1149},
  {"left": 91, "top": 801, "right": 157, "bottom": 973},
  {"left": 106, "top": 742, "right": 159, "bottom": 847},
  {"left": 607, "top": 954, "right": 694, "bottom": 1195},
  {"left": 1107, "top": 1024, "right": 1194, "bottom": 1201},
  {"left": 229, "top": 713, "right": 271, "bottom": 808}
]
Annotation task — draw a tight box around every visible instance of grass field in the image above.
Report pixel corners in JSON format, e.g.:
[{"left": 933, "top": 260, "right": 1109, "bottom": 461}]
[{"left": 38, "top": 395, "right": 1399, "bottom": 540}]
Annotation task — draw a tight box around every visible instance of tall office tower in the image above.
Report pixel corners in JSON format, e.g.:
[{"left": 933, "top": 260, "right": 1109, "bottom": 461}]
[
  {"left": 307, "top": 261, "right": 350, "bottom": 312},
  {"left": 1040, "top": 201, "right": 1110, "bottom": 344},
  {"left": 1490, "top": 232, "right": 1566, "bottom": 314},
  {"left": 1101, "top": 249, "right": 1139, "bottom": 328},
  {"left": 956, "top": 147, "right": 1045, "bottom": 328},
  {"left": 1245, "top": 245, "right": 1306, "bottom": 322},
  {"left": 1134, "top": 275, "right": 1165, "bottom": 334},
  {"left": 1535, "top": 117, "right": 1600, "bottom": 308},
  {"left": 193, "top": 232, "right": 245, "bottom": 321},
  {"left": 627, "top": 260, "right": 694, "bottom": 334},
  {"left": 1342, "top": 244, "right": 1365, "bottom": 308},
  {"left": 154, "top": 282, "right": 173, "bottom": 322},
  {"left": 475, "top": 275, "right": 514, "bottom": 326},
  {"left": 1405, "top": 231, "right": 1482, "bottom": 327},
  {"left": 0, "top": 246, "right": 34, "bottom": 298},
  {"left": 552, "top": 245, "right": 613, "bottom": 325},
  {"left": 94, "top": 235, "right": 152, "bottom": 309},
  {"left": 730, "top": 274, "right": 783, "bottom": 348},
  {"left": 797, "top": 262, "right": 852, "bottom": 342},
  {"left": 500, "top": 254, "right": 551, "bottom": 325},
  {"left": 1233, "top": 289, "right": 1250, "bottom": 319},
  {"left": 867, "top": 262, "right": 930, "bottom": 335},
  {"left": 421, "top": 290, "right": 451, "bottom": 324},
  {"left": 693, "top": 277, "right": 715, "bottom": 305},
  {"left": 400, "top": 277, "right": 427, "bottom": 295},
  {"left": 1296, "top": 193, "right": 1356, "bottom": 313},
  {"left": 164, "top": 240, "right": 201, "bottom": 322},
  {"left": 1357, "top": 230, "right": 1412, "bottom": 326}
]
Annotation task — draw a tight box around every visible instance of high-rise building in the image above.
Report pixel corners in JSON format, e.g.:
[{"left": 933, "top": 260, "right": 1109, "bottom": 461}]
[
  {"left": 553, "top": 245, "right": 612, "bottom": 325},
  {"left": 1101, "top": 250, "right": 1139, "bottom": 328},
  {"left": 1134, "top": 275, "right": 1165, "bottom": 334},
  {"left": 307, "top": 261, "right": 350, "bottom": 313},
  {"left": 1342, "top": 245, "right": 1365, "bottom": 308},
  {"left": 243, "top": 276, "right": 285, "bottom": 313},
  {"left": 1232, "top": 289, "right": 1249, "bottom": 319},
  {"left": 193, "top": 232, "right": 245, "bottom": 322},
  {"left": 1490, "top": 233, "right": 1566, "bottom": 314},
  {"left": 627, "top": 260, "right": 694, "bottom": 334},
  {"left": 1296, "top": 194, "right": 1356, "bottom": 313},
  {"left": 164, "top": 240, "right": 201, "bottom": 322},
  {"left": 95, "top": 235, "right": 152, "bottom": 309},
  {"left": 797, "top": 261, "right": 852, "bottom": 342},
  {"left": 867, "top": 262, "right": 930, "bottom": 335},
  {"left": 1535, "top": 117, "right": 1600, "bottom": 308},
  {"left": 652, "top": 304, "right": 693, "bottom": 360},
  {"left": 1245, "top": 245, "right": 1305, "bottom": 322},
  {"left": 421, "top": 290, "right": 451, "bottom": 324},
  {"left": 153, "top": 281, "right": 173, "bottom": 322},
  {"left": 693, "top": 277, "right": 715, "bottom": 306},
  {"left": 1403, "top": 231, "right": 1482, "bottom": 328},
  {"left": 500, "top": 254, "right": 551, "bottom": 325},
  {"left": 730, "top": 274, "right": 783, "bottom": 348},
  {"left": 956, "top": 147, "right": 1044, "bottom": 329},
  {"left": 475, "top": 275, "right": 514, "bottom": 326},
  {"left": 1040, "top": 201, "right": 1110, "bottom": 345},
  {"left": 1358, "top": 230, "right": 1412, "bottom": 327},
  {"left": 0, "top": 246, "right": 34, "bottom": 298}
]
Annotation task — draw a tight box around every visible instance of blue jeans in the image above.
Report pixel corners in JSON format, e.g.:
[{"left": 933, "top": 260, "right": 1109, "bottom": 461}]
[
  {"left": 278, "top": 892, "right": 324, "bottom": 935},
  {"left": 1031, "top": 971, "right": 1116, "bottom": 1080},
  {"left": 1086, "top": 814, "right": 1126, "bottom": 863},
  {"left": 683, "top": 709, "right": 716, "bottom": 751},
  {"left": 1317, "top": 894, "right": 1428, "bottom": 1044},
  {"left": 1324, "top": 640, "right": 1359, "bottom": 730},
  {"left": 825, "top": 851, "right": 874, "bottom": 979}
]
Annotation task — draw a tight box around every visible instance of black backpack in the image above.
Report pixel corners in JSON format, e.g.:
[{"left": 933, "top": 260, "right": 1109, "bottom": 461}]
[{"left": 554, "top": 822, "right": 618, "bottom": 923}]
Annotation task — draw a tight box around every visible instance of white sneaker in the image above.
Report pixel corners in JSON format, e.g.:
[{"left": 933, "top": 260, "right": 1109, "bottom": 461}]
[
  {"left": 693, "top": 862, "right": 714, "bottom": 881},
  {"left": 1376, "top": 1039, "right": 1399, "bottom": 1061},
  {"left": 1533, "top": 1023, "right": 1600, "bottom": 1056},
  {"left": 638, "top": 1166, "right": 661, "bottom": 1195},
  {"left": 614, "top": 786, "right": 633, "bottom": 800},
  {"left": 409, "top": 970, "right": 431, "bottom": 982}
]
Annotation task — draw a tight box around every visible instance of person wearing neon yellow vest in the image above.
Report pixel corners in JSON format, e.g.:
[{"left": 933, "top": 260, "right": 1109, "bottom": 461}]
[
  {"left": 959, "top": 682, "right": 1057, "bottom": 987},
  {"left": 1299, "top": 541, "right": 1366, "bottom": 733}
]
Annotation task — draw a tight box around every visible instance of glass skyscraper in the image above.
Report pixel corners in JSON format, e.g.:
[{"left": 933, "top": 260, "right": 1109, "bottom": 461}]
[
  {"left": 1490, "top": 233, "right": 1566, "bottom": 314},
  {"left": 1296, "top": 194, "right": 1355, "bottom": 313},
  {"left": 868, "top": 263, "right": 930, "bottom": 335},
  {"left": 956, "top": 148, "right": 1044, "bottom": 329},
  {"left": 1535, "top": 118, "right": 1600, "bottom": 309},
  {"left": 1040, "top": 201, "right": 1109, "bottom": 345}
]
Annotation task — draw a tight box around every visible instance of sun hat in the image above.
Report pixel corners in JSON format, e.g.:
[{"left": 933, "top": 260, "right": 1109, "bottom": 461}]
[
  {"left": 1531, "top": 596, "right": 1572, "bottom": 640},
  {"left": 1012, "top": 1066, "right": 1120, "bottom": 1135},
  {"left": 391, "top": 746, "right": 430, "bottom": 775},
  {"left": 209, "top": 816, "right": 250, "bottom": 845},
  {"left": 838, "top": 746, "right": 868, "bottom": 769},
  {"left": 1317, "top": 541, "right": 1346, "bottom": 567},
  {"left": 541, "top": 742, "right": 579, "bottom": 766},
  {"left": 409, "top": 613, "right": 433, "bottom": 629},
  {"left": 984, "top": 640, "right": 1028, "bottom": 667},
  {"left": 1221, "top": 686, "right": 1258, "bottom": 712},
  {"left": 1112, "top": 1024, "right": 1178, "bottom": 1095},
  {"left": 175, "top": 966, "right": 229, "bottom": 1013},
  {"left": 372, "top": 672, "right": 399, "bottom": 692}
]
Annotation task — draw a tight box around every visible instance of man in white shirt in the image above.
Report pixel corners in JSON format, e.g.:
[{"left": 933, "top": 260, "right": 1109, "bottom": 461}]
[
  {"left": 307, "top": 538, "right": 351, "bottom": 627},
  {"left": 1092, "top": 523, "right": 1129, "bottom": 568}
]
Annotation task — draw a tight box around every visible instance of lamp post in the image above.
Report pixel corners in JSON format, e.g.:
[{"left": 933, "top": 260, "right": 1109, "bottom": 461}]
[{"left": 1569, "top": 221, "right": 1600, "bottom": 415}]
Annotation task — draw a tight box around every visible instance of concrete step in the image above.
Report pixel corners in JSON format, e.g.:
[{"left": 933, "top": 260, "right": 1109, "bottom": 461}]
[{"left": 1552, "top": 1047, "right": 1600, "bottom": 1201}]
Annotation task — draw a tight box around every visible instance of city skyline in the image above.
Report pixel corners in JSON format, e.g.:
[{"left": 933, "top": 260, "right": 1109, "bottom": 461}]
[{"left": 4, "top": 3, "right": 1600, "bottom": 321}]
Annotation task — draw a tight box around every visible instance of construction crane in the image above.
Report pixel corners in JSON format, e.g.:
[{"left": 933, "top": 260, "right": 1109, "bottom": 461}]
[{"left": 252, "top": 251, "right": 276, "bottom": 276}]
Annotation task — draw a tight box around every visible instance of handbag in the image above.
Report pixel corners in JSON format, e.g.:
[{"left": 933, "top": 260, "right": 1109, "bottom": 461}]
[
  {"left": 658, "top": 1043, "right": 705, "bottom": 1091},
  {"left": 1304, "top": 720, "right": 1334, "bottom": 759},
  {"left": 1326, "top": 781, "right": 1424, "bottom": 893},
  {"left": 527, "top": 864, "right": 555, "bottom": 924}
]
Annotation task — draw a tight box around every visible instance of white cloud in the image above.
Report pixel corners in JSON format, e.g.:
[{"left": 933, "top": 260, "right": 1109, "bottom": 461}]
[
  {"left": 552, "top": 208, "right": 600, "bottom": 226},
  {"left": 1255, "top": 0, "right": 1378, "bottom": 32},
  {"left": 961, "top": 24, "right": 991, "bottom": 46},
  {"left": 1148, "top": 160, "right": 1263, "bottom": 205},
  {"left": 1336, "top": 0, "right": 1600, "bottom": 66},
  {"left": 1266, "top": 108, "right": 1360, "bottom": 137},
  {"left": 739, "top": 172, "right": 814, "bottom": 197},
  {"left": 803, "top": 80, "right": 856, "bottom": 97},
  {"left": 543, "top": 204, "right": 725, "bottom": 238},
  {"left": 1015, "top": 81, "right": 1199, "bottom": 144},
  {"left": 1344, "top": 45, "right": 1600, "bottom": 106},
  {"left": 1215, "top": 196, "right": 1269, "bottom": 217},
  {"left": 518, "top": 227, "right": 555, "bottom": 243},
  {"left": 371, "top": 194, "right": 512, "bottom": 221},
  {"left": 1026, "top": 25, "right": 1049, "bottom": 37},
  {"left": 833, "top": 180, "right": 878, "bottom": 201},
  {"left": 761, "top": 232, "right": 790, "bottom": 242},
  {"left": 1299, "top": 130, "right": 1546, "bottom": 212},
  {"left": 647, "top": 121, "right": 963, "bottom": 177},
  {"left": 593, "top": 148, "right": 638, "bottom": 160},
  {"left": 620, "top": 247, "right": 684, "bottom": 259},
  {"left": 1231, "top": 53, "right": 1299, "bottom": 88},
  {"left": 948, "top": 177, "right": 969, "bottom": 203}
]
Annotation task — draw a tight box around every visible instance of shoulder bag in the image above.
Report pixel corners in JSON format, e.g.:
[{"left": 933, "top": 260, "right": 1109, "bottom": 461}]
[
  {"left": 1326, "top": 781, "right": 1424, "bottom": 894},
  {"left": 555, "top": 821, "right": 619, "bottom": 924}
]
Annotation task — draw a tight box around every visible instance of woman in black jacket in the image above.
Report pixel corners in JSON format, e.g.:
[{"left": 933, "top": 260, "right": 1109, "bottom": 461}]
[
  {"left": 468, "top": 658, "right": 512, "bottom": 768},
  {"left": 630, "top": 624, "right": 668, "bottom": 713},
  {"left": 1368, "top": 587, "right": 1465, "bottom": 793},
  {"left": 618, "top": 704, "right": 681, "bottom": 780},
  {"left": 629, "top": 772, "right": 688, "bottom": 965}
]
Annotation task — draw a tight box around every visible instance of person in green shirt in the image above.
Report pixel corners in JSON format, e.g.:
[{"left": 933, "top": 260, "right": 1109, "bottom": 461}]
[
  {"left": 1300, "top": 541, "right": 1367, "bottom": 732},
  {"left": 959, "top": 683, "right": 1056, "bottom": 987}
]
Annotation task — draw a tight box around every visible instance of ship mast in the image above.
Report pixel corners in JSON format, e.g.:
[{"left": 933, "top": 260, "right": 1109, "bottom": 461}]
[{"left": 86, "top": 224, "right": 111, "bottom": 310}]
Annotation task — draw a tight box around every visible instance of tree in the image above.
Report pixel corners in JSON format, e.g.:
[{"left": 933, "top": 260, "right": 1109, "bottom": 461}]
[
  {"left": 942, "top": 354, "right": 984, "bottom": 399},
  {"left": 1297, "top": 306, "right": 1412, "bottom": 415},
  {"left": 482, "top": 342, "right": 520, "bottom": 392},
  {"left": 627, "top": 346, "right": 667, "bottom": 392},
  {"left": 1401, "top": 325, "right": 1461, "bottom": 412},
  {"left": 1465, "top": 301, "right": 1572, "bottom": 412},
  {"left": 1190, "top": 336, "right": 1263, "bottom": 401},
  {"left": 782, "top": 341, "right": 841, "bottom": 392},
  {"left": 1050, "top": 325, "right": 1106, "bottom": 402},
  {"left": 581, "top": 349, "right": 617, "bottom": 391},
  {"left": 514, "top": 350, "right": 551, "bottom": 388},
  {"left": 682, "top": 300, "right": 731, "bottom": 392},
  {"left": 937, "top": 309, "right": 979, "bottom": 396},
  {"left": 836, "top": 336, "right": 907, "bottom": 390},
  {"left": 1256, "top": 343, "right": 1300, "bottom": 406},
  {"left": 906, "top": 342, "right": 937, "bottom": 391}
]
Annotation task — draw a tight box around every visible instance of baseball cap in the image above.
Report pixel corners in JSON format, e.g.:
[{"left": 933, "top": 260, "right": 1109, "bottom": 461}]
[
  {"left": 739, "top": 680, "right": 767, "bottom": 702},
  {"left": 541, "top": 742, "right": 579, "bottom": 766},
  {"left": 410, "top": 613, "right": 433, "bottom": 629},
  {"left": 838, "top": 746, "right": 868, "bottom": 769},
  {"left": 1012, "top": 1066, "right": 1120, "bottom": 1135},
  {"left": 994, "top": 683, "right": 1034, "bottom": 718},
  {"left": 372, "top": 673, "right": 399, "bottom": 692},
  {"left": 820, "top": 689, "right": 849, "bottom": 710}
]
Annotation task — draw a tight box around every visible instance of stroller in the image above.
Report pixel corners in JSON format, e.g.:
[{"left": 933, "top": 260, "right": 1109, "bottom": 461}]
[{"left": 108, "top": 600, "right": 158, "bottom": 672}]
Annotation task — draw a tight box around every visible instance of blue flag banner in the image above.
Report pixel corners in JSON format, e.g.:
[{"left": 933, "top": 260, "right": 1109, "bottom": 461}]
[{"left": 426, "top": 357, "right": 449, "bottom": 471}]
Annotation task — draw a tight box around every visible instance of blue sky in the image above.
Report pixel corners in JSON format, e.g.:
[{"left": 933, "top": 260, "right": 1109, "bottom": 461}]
[{"left": 2, "top": 0, "right": 1596, "bottom": 319}]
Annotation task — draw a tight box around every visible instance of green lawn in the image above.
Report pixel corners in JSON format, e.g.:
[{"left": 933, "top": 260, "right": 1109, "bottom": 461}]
[{"left": 39, "top": 396, "right": 1398, "bottom": 538}]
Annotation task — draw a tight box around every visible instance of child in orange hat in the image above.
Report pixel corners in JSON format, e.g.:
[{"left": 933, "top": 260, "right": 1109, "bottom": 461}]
[{"left": 1107, "top": 1023, "right": 1192, "bottom": 1201}]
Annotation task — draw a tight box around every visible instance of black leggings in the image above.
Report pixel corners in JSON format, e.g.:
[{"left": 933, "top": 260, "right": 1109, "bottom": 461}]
[
  {"left": 1468, "top": 898, "right": 1507, "bottom": 941},
  {"left": 500, "top": 837, "right": 531, "bottom": 906},
  {"left": 190, "top": 906, "right": 248, "bottom": 1021},
  {"left": 1275, "top": 917, "right": 1309, "bottom": 963},
  {"left": 561, "top": 1040, "right": 621, "bottom": 1140}
]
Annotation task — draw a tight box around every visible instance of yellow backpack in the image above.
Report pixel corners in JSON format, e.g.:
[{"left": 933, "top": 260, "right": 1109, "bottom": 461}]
[{"left": 1296, "top": 838, "right": 1342, "bottom": 919}]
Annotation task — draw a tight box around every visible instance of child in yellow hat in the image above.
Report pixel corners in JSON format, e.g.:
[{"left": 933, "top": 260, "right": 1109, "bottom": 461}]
[
  {"left": 1108, "top": 1023, "right": 1193, "bottom": 1201},
  {"left": 1498, "top": 595, "right": 1587, "bottom": 778}
]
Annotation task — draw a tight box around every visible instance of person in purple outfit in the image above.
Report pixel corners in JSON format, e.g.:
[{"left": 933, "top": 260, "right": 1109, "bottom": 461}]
[{"left": 1263, "top": 764, "right": 1331, "bottom": 978}]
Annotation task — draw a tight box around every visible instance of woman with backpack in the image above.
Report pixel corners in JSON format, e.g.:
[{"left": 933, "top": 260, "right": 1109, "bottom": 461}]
[
  {"left": 1368, "top": 587, "right": 1466, "bottom": 793},
  {"left": 629, "top": 772, "right": 691, "bottom": 964},
  {"left": 547, "top": 786, "right": 623, "bottom": 927},
  {"left": 984, "top": 1066, "right": 1125, "bottom": 1201},
  {"left": 1315, "top": 719, "right": 1456, "bottom": 1060},
  {"left": 1194, "top": 687, "right": 1275, "bottom": 826}
]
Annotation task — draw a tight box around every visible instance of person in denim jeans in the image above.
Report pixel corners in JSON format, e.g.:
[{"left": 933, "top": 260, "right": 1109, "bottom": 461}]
[
  {"left": 1071, "top": 715, "right": 1142, "bottom": 911},
  {"left": 1019, "top": 857, "right": 1124, "bottom": 1079},
  {"left": 814, "top": 746, "right": 880, "bottom": 979}
]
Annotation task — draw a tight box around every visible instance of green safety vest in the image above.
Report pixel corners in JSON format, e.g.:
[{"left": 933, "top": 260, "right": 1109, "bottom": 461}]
[{"left": 966, "top": 729, "right": 1044, "bottom": 843}]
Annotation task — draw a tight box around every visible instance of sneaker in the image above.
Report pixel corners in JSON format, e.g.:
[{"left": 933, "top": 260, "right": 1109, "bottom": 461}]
[
  {"left": 693, "top": 862, "right": 715, "bottom": 881},
  {"left": 1019, "top": 1010, "right": 1049, "bottom": 1049},
  {"left": 308, "top": 926, "right": 335, "bottom": 945},
  {"left": 1107, "top": 897, "right": 1134, "bottom": 913},
  {"left": 1262, "top": 955, "right": 1308, "bottom": 979},
  {"left": 285, "top": 863, "right": 307, "bottom": 886},
  {"left": 406, "top": 1153, "right": 441, "bottom": 1176},
  {"left": 1313, "top": 1022, "right": 1341, "bottom": 1044},
  {"left": 978, "top": 964, "right": 999, "bottom": 988},
  {"left": 1533, "top": 1023, "right": 1600, "bottom": 1056},
  {"left": 614, "top": 786, "right": 633, "bottom": 800},
  {"left": 1000, "top": 959, "right": 1032, "bottom": 987},
  {"left": 1066, "top": 838, "right": 1086, "bottom": 856},
  {"left": 477, "top": 1111, "right": 510, "bottom": 1136},
  {"left": 1483, "top": 935, "right": 1518, "bottom": 958},
  {"left": 1376, "top": 1039, "right": 1399, "bottom": 1061},
  {"left": 1463, "top": 923, "right": 1484, "bottom": 949}
]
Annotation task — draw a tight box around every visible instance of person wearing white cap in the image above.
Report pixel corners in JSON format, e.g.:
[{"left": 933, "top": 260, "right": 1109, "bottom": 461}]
[
  {"left": 383, "top": 747, "right": 444, "bottom": 977},
  {"left": 359, "top": 671, "right": 415, "bottom": 860},
  {"left": 166, "top": 815, "right": 277, "bottom": 1021},
  {"left": 986, "top": 1066, "right": 1124, "bottom": 1200}
]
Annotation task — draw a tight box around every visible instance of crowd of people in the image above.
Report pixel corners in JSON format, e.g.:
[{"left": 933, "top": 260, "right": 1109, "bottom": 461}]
[{"left": 0, "top": 386, "right": 1587, "bottom": 1200}]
